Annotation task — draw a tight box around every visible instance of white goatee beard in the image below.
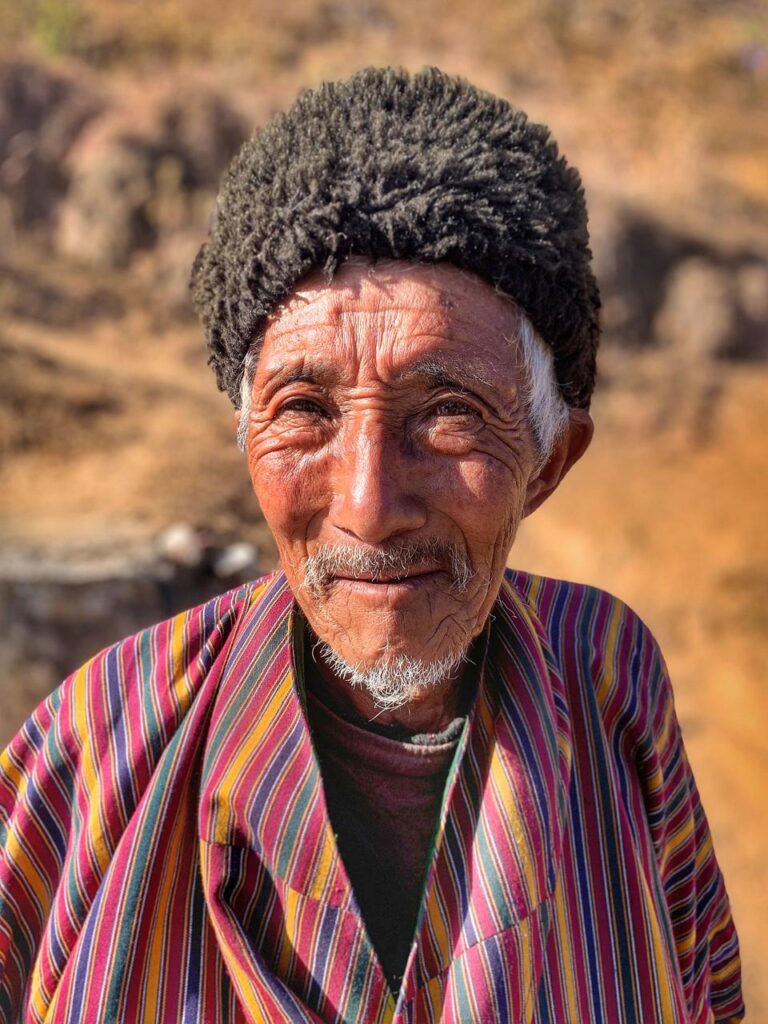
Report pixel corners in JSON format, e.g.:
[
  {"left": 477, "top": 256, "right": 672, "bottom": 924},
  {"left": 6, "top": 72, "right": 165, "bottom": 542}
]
[
  {"left": 302, "top": 539, "right": 478, "bottom": 709},
  {"left": 312, "top": 638, "right": 472, "bottom": 711}
]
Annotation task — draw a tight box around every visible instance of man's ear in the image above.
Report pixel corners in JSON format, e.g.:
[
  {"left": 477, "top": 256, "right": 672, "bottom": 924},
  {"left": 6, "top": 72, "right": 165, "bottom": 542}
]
[
  {"left": 523, "top": 408, "right": 594, "bottom": 518},
  {"left": 233, "top": 409, "right": 241, "bottom": 438}
]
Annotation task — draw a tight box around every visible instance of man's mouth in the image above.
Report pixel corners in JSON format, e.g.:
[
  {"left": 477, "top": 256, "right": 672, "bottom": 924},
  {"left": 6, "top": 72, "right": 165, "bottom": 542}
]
[
  {"left": 302, "top": 541, "right": 474, "bottom": 597},
  {"left": 333, "top": 569, "right": 443, "bottom": 587}
]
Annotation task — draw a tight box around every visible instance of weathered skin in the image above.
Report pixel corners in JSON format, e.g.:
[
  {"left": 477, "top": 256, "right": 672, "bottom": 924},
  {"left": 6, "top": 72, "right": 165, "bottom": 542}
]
[{"left": 239, "top": 260, "right": 593, "bottom": 731}]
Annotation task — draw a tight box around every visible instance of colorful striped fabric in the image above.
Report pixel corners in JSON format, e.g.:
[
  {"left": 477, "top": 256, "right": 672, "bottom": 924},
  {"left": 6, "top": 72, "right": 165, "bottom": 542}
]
[{"left": 0, "top": 570, "right": 743, "bottom": 1023}]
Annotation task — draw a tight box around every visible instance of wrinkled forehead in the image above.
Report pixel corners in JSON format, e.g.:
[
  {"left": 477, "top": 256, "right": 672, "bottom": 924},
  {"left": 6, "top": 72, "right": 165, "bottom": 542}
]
[
  {"left": 269, "top": 257, "right": 519, "bottom": 329},
  {"left": 257, "top": 258, "right": 525, "bottom": 386}
]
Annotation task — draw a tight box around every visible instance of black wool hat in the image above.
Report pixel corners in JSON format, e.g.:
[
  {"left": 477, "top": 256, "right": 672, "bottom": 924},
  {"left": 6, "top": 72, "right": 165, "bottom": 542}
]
[{"left": 191, "top": 66, "right": 600, "bottom": 409}]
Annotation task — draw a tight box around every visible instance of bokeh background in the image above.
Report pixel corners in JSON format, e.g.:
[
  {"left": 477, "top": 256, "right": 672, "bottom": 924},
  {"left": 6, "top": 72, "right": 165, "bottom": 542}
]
[{"left": 1, "top": 0, "right": 766, "bottom": 1016}]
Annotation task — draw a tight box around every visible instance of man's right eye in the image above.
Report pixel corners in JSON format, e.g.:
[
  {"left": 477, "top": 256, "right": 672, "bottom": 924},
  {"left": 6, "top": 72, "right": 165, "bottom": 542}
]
[{"left": 275, "top": 397, "right": 328, "bottom": 417}]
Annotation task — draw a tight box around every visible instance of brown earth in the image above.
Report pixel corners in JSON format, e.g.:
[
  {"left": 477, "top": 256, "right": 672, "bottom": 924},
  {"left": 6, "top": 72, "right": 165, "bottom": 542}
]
[{"left": 1, "top": 0, "right": 767, "bottom": 1016}]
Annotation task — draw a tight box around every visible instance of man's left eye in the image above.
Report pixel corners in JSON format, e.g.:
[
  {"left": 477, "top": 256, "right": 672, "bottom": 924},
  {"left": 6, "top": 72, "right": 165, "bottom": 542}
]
[{"left": 432, "top": 399, "right": 480, "bottom": 418}]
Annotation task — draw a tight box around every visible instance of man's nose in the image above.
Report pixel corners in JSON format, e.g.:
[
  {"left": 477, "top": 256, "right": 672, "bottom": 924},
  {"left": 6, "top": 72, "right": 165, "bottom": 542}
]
[{"left": 330, "top": 417, "right": 427, "bottom": 544}]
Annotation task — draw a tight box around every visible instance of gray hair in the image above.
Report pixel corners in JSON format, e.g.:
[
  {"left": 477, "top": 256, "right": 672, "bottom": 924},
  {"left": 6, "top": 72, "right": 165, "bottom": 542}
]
[{"left": 237, "top": 307, "right": 569, "bottom": 464}]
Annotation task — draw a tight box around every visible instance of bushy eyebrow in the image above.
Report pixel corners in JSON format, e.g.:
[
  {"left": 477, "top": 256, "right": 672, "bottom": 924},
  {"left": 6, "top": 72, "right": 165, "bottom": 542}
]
[
  {"left": 396, "top": 357, "right": 494, "bottom": 393},
  {"left": 259, "top": 362, "right": 340, "bottom": 396},
  {"left": 259, "top": 354, "right": 498, "bottom": 398}
]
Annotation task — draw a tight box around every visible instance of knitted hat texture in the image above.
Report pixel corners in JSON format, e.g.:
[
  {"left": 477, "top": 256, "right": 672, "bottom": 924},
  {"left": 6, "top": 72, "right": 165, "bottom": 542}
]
[{"left": 191, "top": 66, "right": 600, "bottom": 409}]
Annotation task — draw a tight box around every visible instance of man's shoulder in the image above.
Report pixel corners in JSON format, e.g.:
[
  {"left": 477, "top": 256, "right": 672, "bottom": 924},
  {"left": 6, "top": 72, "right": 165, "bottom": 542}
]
[
  {"left": 504, "top": 567, "right": 650, "bottom": 627},
  {"left": 502, "top": 568, "right": 667, "bottom": 687},
  {"left": 503, "top": 569, "right": 672, "bottom": 743},
  {"left": 48, "top": 572, "right": 283, "bottom": 744},
  {"left": 85, "top": 573, "right": 274, "bottom": 672},
  {"left": 1, "top": 573, "right": 285, "bottom": 843}
]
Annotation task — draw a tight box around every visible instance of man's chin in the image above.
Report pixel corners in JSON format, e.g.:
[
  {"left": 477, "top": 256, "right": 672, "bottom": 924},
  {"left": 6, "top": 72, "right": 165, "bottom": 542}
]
[
  {"left": 302, "top": 589, "right": 480, "bottom": 682},
  {"left": 315, "top": 638, "right": 470, "bottom": 711}
]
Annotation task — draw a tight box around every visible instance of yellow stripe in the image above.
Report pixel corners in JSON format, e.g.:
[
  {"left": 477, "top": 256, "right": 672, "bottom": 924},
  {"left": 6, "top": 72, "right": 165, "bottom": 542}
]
[
  {"left": 170, "top": 611, "right": 196, "bottom": 712},
  {"left": 3, "top": 829, "right": 52, "bottom": 913},
  {"left": 490, "top": 752, "right": 537, "bottom": 900},
  {"left": 306, "top": 825, "right": 337, "bottom": 902},
  {"left": 595, "top": 599, "right": 623, "bottom": 706},
  {"left": 694, "top": 830, "right": 714, "bottom": 869},
  {"left": 519, "top": 915, "right": 534, "bottom": 1019},
  {"left": 656, "top": 700, "right": 674, "bottom": 753},
  {"left": 638, "top": 872, "right": 677, "bottom": 1021},
  {"left": 275, "top": 886, "right": 301, "bottom": 978},
  {"left": 141, "top": 795, "right": 191, "bottom": 1018},
  {"left": 210, "top": 670, "right": 293, "bottom": 844},
  {"left": 0, "top": 748, "right": 29, "bottom": 806},
  {"left": 70, "top": 663, "right": 112, "bottom": 874},
  {"left": 31, "top": 949, "right": 54, "bottom": 1020},
  {"left": 662, "top": 814, "right": 695, "bottom": 865},
  {"left": 552, "top": 874, "right": 581, "bottom": 1018},
  {"left": 421, "top": 972, "right": 446, "bottom": 1021},
  {"left": 527, "top": 573, "right": 543, "bottom": 605},
  {"left": 423, "top": 885, "right": 451, "bottom": 970}
]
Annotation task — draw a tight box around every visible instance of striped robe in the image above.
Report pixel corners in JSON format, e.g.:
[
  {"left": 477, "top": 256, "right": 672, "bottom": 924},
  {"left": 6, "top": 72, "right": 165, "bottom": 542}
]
[{"left": 0, "top": 570, "right": 743, "bottom": 1023}]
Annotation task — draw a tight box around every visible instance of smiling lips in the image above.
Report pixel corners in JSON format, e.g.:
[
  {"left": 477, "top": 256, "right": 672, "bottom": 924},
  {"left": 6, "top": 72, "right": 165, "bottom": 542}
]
[{"left": 334, "top": 569, "right": 443, "bottom": 586}]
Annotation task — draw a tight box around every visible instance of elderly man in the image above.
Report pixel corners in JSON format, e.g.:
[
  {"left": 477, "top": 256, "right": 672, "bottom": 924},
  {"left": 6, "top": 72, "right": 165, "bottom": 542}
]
[{"left": 0, "top": 68, "right": 742, "bottom": 1023}]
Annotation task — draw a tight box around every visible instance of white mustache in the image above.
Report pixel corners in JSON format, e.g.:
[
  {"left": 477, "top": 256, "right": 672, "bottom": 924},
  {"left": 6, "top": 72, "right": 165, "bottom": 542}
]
[{"left": 302, "top": 540, "right": 475, "bottom": 594}]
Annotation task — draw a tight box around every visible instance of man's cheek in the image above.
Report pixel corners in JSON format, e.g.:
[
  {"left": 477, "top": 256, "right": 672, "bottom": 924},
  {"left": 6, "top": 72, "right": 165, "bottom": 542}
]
[
  {"left": 250, "top": 456, "right": 322, "bottom": 532},
  {"left": 445, "top": 469, "right": 525, "bottom": 556}
]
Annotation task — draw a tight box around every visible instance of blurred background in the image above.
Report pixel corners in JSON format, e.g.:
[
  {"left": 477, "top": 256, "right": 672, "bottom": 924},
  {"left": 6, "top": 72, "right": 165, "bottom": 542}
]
[{"left": 1, "top": 0, "right": 766, "bottom": 1015}]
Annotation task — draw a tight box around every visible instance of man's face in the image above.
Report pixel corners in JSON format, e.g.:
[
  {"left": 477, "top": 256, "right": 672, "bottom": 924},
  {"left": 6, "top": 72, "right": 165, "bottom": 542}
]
[{"left": 243, "top": 260, "right": 555, "bottom": 675}]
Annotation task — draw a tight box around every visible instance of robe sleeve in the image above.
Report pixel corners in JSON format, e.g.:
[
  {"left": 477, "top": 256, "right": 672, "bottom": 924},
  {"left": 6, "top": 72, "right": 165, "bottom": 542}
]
[
  {"left": 0, "top": 685, "right": 70, "bottom": 1023},
  {"left": 638, "top": 633, "right": 744, "bottom": 1023}
]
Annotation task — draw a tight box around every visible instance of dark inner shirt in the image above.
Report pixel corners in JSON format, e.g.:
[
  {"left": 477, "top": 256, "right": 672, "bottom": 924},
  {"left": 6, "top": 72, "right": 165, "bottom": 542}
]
[{"left": 305, "top": 686, "right": 465, "bottom": 994}]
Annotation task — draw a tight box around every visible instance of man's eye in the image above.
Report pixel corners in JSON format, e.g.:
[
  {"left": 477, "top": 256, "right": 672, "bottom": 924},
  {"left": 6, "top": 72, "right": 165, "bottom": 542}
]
[
  {"left": 432, "top": 399, "right": 480, "bottom": 418},
  {"left": 276, "top": 398, "right": 328, "bottom": 417}
]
